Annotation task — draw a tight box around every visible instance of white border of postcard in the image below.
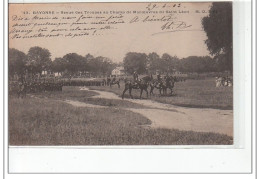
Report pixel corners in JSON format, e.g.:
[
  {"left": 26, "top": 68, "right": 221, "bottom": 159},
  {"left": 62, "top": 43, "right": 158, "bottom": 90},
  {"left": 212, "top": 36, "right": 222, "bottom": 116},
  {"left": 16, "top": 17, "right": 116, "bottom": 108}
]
[{"left": 2, "top": 0, "right": 257, "bottom": 177}]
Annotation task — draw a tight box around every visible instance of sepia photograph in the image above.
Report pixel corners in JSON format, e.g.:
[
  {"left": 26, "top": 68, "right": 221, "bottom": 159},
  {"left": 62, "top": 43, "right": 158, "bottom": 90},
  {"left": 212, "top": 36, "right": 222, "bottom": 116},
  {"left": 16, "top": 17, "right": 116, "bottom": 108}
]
[{"left": 8, "top": 2, "right": 233, "bottom": 146}]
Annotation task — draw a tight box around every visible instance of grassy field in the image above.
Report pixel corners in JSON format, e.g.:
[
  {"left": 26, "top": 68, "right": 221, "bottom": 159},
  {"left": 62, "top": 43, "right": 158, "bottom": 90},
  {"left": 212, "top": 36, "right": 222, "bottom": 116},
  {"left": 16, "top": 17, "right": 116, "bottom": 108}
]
[
  {"left": 33, "top": 86, "right": 150, "bottom": 109},
  {"left": 90, "top": 78, "right": 233, "bottom": 110},
  {"left": 9, "top": 96, "right": 232, "bottom": 145},
  {"left": 8, "top": 78, "right": 233, "bottom": 145}
]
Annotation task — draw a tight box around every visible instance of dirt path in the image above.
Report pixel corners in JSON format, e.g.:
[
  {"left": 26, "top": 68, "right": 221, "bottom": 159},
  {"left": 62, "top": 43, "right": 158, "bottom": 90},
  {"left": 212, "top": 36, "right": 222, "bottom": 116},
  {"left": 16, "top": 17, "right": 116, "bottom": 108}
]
[
  {"left": 70, "top": 87, "right": 233, "bottom": 137},
  {"left": 65, "top": 100, "right": 106, "bottom": 108}
]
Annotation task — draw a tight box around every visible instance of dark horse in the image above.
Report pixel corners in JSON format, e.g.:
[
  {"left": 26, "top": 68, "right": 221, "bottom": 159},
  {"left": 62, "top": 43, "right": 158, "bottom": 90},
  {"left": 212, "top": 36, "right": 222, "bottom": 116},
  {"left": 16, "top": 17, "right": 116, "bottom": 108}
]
[
  {"left": 150, "top": 76, "right": 177, "bottom": 96},
  {"left": 161, "top": 76, "right": 177, "bottom": 95},
  {"left": 122, "top": 75, "right": 152, "bottom": 99},
  {"left": 109, "top": 79, "right": 120, "bottom": 88},
  {"left": 150, "top": 79, "right": 162, "bottom": 95}
]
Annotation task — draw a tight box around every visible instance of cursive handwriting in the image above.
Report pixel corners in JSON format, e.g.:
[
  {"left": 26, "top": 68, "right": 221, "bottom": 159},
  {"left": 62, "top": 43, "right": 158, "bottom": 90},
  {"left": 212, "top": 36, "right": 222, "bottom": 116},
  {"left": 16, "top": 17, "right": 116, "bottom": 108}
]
[
  {"left": 161, "top": 21, "right": 192, "bottom": 31},
  {"left": 9, "top": 5, "right": 198, "bottom": 40}
]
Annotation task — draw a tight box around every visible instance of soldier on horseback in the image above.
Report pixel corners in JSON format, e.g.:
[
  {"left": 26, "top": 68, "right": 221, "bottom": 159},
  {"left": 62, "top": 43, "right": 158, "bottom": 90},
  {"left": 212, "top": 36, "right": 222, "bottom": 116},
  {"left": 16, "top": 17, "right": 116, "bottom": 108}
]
[
  {"left": 165, "top": 72, "right": 171, "bottom": 86},
  {"left": 157, "top": 72, "right": 162, "bottom": 83},
  {"left": 133, "top": 71, "right": 139, "bottom": 85},
  {"left": 112, "top": 76, "right": 116, "bottom": 83}
]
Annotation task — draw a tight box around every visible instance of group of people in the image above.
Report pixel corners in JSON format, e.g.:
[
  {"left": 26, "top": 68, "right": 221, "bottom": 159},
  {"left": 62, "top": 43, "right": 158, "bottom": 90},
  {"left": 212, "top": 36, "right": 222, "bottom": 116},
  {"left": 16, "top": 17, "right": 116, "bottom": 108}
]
[
  {"left": 9, "top": 80, "right": 64, "bottom": 98},
  {"left": 215, "top": 76, "right": 233, "bottom": 87},
  {"left": 133, "top": 71, "right": 173, "bottom": 85},
  {"left": 106, "top": 76, "right": 117, "bottom": 86}
]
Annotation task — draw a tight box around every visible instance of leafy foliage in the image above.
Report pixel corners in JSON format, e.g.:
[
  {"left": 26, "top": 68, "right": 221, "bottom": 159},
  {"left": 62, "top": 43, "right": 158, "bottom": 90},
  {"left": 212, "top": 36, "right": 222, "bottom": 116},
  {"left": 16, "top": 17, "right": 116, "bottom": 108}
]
[
  {"left": 179, "top": 56, "right": 217, "bottom": 73},
  {"left": 27, "top": 46, "right": 51, "bottom": 74},
  {"left": 123, "top": 52, "right": 148, "bottom": 74},
  {"left": 202, "top": 2, "right": 233, "bottom": 72},
  {"left": 8, "top": 48, "right": 27, "bottom": 78}
]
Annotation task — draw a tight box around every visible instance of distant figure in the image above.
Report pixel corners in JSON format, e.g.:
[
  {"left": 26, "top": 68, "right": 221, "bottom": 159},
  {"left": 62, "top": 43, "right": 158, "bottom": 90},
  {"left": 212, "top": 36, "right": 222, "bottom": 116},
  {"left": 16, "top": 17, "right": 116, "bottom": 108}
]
[
  {"left": 225, "top": 76, "right": 233, "bottom": 87},
  {"left": 17, "top": 81, "right": 26, "bottom": 98},
  {"left": 106, "top": 76, "right": 111, "bottom": 86},
  {"left": 157, "top": 73, "right": 162, "bottom": 82},
  {"left": 165, "top": 73, "right": 171, "bottom": 86},
  {"left": 150, "top": 74, "right": 153, "bottom": 79},
  {"left": 215, "top": 76, "right": 224, "bottom": 87}
]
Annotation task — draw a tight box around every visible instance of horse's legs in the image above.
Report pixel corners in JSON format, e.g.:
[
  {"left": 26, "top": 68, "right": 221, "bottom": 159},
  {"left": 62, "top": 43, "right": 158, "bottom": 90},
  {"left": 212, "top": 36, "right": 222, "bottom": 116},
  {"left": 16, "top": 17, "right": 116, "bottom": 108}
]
[
  {"left": 129, "top": 87, "right": 133, "bottom": 99},
  {"left": 118, "top": 82, "right": 120, "bottom": 88},
  {"left": 150, "top": 86, "right": 154, "bottom": 96},
  {"left": 144, "top": 88, "right": 148, "bottom": 98},
  {"left": 140, "top": 88, "right": 143, "bottom": 99},
  {"left": 122, "top": 87, "right": 128, "bottom": 99},
  {"left": 170, "top": 87, "right": 173, "bottom": 95}
]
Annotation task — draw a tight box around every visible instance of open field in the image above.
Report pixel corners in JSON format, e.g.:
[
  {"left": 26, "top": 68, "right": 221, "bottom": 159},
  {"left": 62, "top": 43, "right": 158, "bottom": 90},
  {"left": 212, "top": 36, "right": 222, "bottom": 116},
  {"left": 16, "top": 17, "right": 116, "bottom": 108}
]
[
  {"left": 9, "top": 78, "right": 233, "bottom": 145},
  {"left": 9, "top": 95, "right": 232, "bottom": 145},
  {"left": 90, "top": 78, "right": 233, "bottom": 110}
]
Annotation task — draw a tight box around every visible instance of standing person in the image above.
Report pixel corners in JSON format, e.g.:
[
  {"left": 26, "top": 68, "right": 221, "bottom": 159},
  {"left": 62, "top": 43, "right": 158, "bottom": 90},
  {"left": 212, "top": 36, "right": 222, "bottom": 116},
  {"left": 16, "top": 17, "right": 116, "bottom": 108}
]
[{"left": 106, "top": 76, "right": 111, "bottom": 86}]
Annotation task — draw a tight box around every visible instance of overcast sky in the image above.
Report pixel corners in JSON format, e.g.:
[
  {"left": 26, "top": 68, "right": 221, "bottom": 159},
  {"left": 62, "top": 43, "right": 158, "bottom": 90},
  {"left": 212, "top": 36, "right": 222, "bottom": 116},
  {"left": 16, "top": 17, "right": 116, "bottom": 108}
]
[{"left": 9, "top": 2, "right": 212, "bottom": 63}]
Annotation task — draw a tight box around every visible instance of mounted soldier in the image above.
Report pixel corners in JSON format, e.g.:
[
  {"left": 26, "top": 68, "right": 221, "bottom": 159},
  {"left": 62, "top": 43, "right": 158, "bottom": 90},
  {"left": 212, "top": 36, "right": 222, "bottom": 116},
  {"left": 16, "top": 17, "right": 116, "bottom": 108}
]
[
  {"left": 157, "top": 72, "right": 162, "bottom": 82},
  {"left": 165, "top": 72, "right": 171, "bottom": 86},
  {"left": 133, "top": 71, "right": 138, "bottom": 81},
  {"left": 112, "top": 76, "right": 116, "bottom": 83},
  {"left": 133, "top": 71, "right": 139, "bottom": 85},
  {"left": 109, "top": 75, "right": 120, "bottom": 88}
]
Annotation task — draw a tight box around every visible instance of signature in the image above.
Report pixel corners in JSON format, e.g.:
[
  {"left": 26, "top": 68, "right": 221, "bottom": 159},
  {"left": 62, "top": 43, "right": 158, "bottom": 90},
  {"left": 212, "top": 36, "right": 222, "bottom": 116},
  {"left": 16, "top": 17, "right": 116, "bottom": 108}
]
[
  {"left": 152, "top": 21, "right": 202, "bottom": 35},
  {"left": 161, "top": 21, "right": 192, "bottom": 31}
]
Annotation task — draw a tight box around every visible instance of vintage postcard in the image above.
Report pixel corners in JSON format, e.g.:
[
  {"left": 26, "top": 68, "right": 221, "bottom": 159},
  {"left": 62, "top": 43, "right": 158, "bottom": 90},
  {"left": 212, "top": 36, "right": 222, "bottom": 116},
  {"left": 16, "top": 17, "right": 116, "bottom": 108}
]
[{"left": 8, "top": 2, "right": 233, "bottom": 146}]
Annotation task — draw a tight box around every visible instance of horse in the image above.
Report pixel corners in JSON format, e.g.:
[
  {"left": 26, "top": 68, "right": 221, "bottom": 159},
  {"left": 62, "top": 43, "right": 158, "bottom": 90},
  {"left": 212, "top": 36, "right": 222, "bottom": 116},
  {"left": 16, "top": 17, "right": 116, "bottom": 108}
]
[
  {"left": 122, "top": 75, "right": 152, "bottom": 99},
  {"left": 109, "top": 79, "right": 120, "bottom": 88},
  {"left": 149, "top": 79, "right": 162, "bottom": 95},
  {"left": 160, "top": 76, "right": 176, "bottom": 95},
  {"left": 150, "top": 76, "right": 176, "bottom": 96}
]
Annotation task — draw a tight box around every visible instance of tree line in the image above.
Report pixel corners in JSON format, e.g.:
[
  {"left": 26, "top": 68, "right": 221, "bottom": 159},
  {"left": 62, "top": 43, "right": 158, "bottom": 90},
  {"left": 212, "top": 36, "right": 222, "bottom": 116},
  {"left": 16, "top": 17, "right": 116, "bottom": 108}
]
[
  {"left": 9, "top": 46, "right": 230, "bottom": 81},
  {"left": 123, "top": 52, "right": 229, "bottom": 75},
  {"left": 9, "top": 46, "right": 117, "bottom": 80}
]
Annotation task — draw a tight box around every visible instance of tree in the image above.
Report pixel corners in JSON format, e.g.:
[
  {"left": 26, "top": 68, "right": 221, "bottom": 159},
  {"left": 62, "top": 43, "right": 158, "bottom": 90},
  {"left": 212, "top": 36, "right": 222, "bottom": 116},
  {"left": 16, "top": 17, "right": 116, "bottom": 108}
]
[
  {"left": 147, "top": 52, "right": 160, "bottom": 74},
  {"left": 51, "top": 57, "right": 66, "bottom": 74},
  {"left": 215, "top": 54, "right": 230, "bottom": 72},
  {"left": 161, "top": 53, "right": 179, "bottom": 73},
  {"left": 99, "top": 57, "right": 115, "bottom": 76},
  {"left": 8, "top": 48, "right": 27, "bottom": 79},
  {"left": 202, "top": 2, "right": 233, "bottom": 73},
  {"left": 179, "top": 56, "right": 217, "bottom": 73},
  {"left": 27, "top": 46, "right": 51, "bottom": 75},
  {"left": 62, "top": 53, "right": 86, "bottom": 74},
  {"left": 123, "top": 52, "right": 148, "bottom": 74}
]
